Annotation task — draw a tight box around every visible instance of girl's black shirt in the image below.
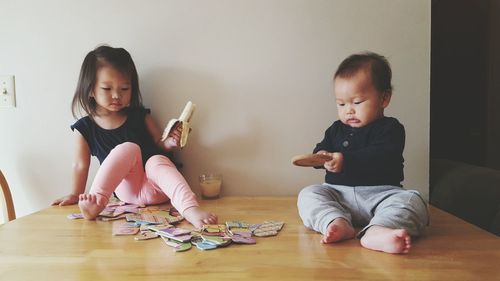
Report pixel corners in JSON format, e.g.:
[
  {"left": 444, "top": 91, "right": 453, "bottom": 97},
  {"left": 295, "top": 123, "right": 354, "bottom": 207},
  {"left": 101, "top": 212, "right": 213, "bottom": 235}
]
[{"left": 71, "top": 107, "right": 165, "bottom": 165}]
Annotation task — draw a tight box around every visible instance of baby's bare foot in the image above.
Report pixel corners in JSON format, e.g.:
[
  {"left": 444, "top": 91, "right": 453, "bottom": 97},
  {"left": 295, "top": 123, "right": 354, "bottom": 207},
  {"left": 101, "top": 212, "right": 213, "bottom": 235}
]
[
  {"left": 183, "top": 206, "right": 218, "bottom": 229},
  {"left": 78, "top": 194, "right": 107, "bottom": 220},
  {"left": 321, "top": 218, "right": 355, "bottom": 244},
  {"left": 360, "top": 225, "right": 411, "bottom": 254}
]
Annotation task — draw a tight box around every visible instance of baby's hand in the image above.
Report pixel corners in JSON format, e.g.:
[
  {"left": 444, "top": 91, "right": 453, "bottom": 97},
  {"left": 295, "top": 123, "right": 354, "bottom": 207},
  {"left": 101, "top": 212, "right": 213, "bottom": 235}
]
[
  {"left": 323, "top": 152, "right": 344, "bottom": 173},
  {"left": 163, "top": 122, "right": 182, "bottom": 151}
]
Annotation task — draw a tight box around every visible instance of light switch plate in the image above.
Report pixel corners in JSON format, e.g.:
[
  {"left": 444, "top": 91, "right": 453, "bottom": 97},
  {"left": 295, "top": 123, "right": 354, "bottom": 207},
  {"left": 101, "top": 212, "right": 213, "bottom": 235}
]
[{"left": 0, "top": 75, "right": 16, "bottom": 108}]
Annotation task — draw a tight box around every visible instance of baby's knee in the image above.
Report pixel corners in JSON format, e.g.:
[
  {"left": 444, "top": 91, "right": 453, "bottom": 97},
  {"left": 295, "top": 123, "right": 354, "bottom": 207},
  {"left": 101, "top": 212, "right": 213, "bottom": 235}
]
[
  {"left": 297, "top": 185, "right": 326, "bottom": 206},
  {"left": 409, "top": 192, "right": 429, "bottom": 229},
  {"left": 398, "top": 191, "right": 429, "bottom": 235},
  {"left": 298, "top": 185, "right": 319, "bottom": 199}
]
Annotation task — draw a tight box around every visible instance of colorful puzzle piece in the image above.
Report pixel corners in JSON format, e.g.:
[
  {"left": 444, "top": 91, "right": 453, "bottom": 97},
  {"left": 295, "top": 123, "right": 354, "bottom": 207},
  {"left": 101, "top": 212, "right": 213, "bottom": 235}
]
[
  {"left": 67, "top": 213, "right": 84, "bottom": 220},
  {"left": 112, "top": 222, "right": 140, "bottom": 236},
  {"left": 99, "top": 203, "right": 143, "bottom": 218},
  {"left": 191, "top": 236, "right": 218, "bottom": 250},
  {"left": 202, "top": 224, "right": 227, "bottom": 236},
  {"left": 134, "top": 230, "right": 159, "bottom": 241},
  {"left": 252, "top": 221, "right": 285, "bottom": 237},
  {"left": 140, "top": 209, "right": 184, "bottom": 224},
  {"left": 201, "top": 235, "right": 232, "bottom": 247},
  {"left": 99, "top": 214, "right": 127, "bottom": 221},
  {"left": 161, "top": 236, "right": 192, "bottom": 252},
  {"left": 231, "top": 232, "right": 256, "bottom": 244},
  {"left": 149, "top": 226, "right": 192, "bottom": 242},
  {"left": 226, "top": 220, "right": 249, "bottom": 229},
  {"left": 125, "top": 213, "right": 169, "bottom": 225}
]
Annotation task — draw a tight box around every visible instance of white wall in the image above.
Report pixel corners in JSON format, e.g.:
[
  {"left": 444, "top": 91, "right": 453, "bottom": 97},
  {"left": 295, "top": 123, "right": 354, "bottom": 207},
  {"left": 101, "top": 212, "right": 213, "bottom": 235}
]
[{"left": 0, "top": 0, "right": 430, "bottom": 219}]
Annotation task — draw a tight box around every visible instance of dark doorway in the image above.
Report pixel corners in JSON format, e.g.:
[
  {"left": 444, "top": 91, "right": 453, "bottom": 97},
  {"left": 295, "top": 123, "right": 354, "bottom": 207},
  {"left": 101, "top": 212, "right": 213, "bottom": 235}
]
[{"left": 430, "top": 0, "right": 495, "bottom": 166}]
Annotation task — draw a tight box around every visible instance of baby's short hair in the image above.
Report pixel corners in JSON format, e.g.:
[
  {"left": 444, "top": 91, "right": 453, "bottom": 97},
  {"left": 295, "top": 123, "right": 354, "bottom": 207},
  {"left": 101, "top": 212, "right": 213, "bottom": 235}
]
[{"left": 334, "top": 52, "right": 393, "bottom": 94}]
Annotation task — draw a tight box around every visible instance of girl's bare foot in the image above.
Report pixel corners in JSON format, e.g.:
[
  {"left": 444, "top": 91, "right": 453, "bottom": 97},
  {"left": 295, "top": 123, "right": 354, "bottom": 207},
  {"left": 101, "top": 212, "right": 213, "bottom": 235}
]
[
  {"left": 360, "top": 225, "right": 411, "bottom": 254},
  {"left": 183, "top": 206, "right": 218, "bottom": 229},
  {"left": 78, "top": 194, "right": 107, "bottom": 220},
  {"left": 321, "top": 218, "right": 355, "bottom": 244}
]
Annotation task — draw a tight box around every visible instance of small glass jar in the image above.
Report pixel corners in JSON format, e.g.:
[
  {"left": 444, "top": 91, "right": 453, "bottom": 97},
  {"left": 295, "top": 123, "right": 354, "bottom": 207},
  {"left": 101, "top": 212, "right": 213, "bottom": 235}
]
[{"left": 199, "top": 173, "right": 222, "bottom": 199}]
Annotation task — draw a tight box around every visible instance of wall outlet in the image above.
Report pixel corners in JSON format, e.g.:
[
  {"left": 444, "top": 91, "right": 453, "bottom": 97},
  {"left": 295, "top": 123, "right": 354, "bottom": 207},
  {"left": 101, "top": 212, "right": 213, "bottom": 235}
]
[{"left": 0, "top": 75, "right": 16, "bottom": 108}]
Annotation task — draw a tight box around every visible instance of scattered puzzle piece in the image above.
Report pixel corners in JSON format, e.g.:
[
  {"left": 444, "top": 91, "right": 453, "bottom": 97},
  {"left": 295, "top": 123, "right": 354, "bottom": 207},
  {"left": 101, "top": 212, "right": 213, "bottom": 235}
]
[
  {"left": 125, "top": 213, "right": 169, "bottom": 225},
  {"left": 161, "top": 236, "right": 192, "bottom": 252},
  {"left": 226, "top": 220, "right": 249, "bottom": 229},
  {"left": 99, "top": 214, "right": 127, "bottom": 221},
  {"left": 134, "top": 231, "right": 159, "bottom": 241},
  {"left": 67, "top": 213, "right": 83, "bottom": 220},
  {"left": 112, "top": 222, "right": 140, "bottom": 236},
  {"left": 229, "top": 227, "right": 252, "bottom": 234},
  {"left": 149, "top": 226, "right": 192, "bottom": 242},
  {"left": 99, "top": 204, "right": 142, "bottom": 218},
  {"left": 140, "top": 209, "right": 184, "bottom": 224},
  {"left": 201, "top": 235, "right": 232, "bottom": 247},
  {"left": 191, "top": 236, "right": 218, "bottom": 250},
  {"left": 202, "top": 224, "right": 227, "bottom": 236},
  {"left": 252, "top": 221, "right": 285, "bottom": 237},
  {"left": 231, "top": 232, "right": 256, "bottom": 244}
]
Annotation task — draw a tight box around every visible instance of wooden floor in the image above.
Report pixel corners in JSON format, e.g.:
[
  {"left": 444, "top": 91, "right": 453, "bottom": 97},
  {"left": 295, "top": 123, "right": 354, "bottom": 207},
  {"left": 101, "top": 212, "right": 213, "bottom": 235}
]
[{"left": 0, "top": 197, "right": 499, "bottom": 280}]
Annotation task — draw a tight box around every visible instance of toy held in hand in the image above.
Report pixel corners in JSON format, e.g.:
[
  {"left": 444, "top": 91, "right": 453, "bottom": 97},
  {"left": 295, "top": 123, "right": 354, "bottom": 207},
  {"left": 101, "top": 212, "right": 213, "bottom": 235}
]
[
  {"left": 161, "top": 101, "right": 196, "bottom": 148},
  {"left": 291, "top": 153, "right": 333, "bottom": 167}
]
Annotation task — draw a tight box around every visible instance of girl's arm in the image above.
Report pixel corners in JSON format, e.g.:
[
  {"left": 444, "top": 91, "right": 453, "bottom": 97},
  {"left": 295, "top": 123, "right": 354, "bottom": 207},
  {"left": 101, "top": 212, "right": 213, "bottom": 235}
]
[
  {"left": 51, "top": 131, "right": 90, "bottom": 206},
  {"left": 145, "top": 114, "right": 181, "bottom": 152}
]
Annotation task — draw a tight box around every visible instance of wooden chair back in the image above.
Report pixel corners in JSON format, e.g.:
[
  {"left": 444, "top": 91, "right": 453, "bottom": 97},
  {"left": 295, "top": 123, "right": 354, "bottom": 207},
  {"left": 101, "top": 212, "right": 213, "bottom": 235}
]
[{"left": 0, "top": 170, "right": 16, "bottom": 222}]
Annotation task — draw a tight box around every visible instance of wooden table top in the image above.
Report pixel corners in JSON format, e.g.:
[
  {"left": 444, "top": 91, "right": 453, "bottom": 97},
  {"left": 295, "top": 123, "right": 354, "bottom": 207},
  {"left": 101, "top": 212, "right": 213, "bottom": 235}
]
[{"left": 0, "top": 197, "right": 499, "bottom": 280}]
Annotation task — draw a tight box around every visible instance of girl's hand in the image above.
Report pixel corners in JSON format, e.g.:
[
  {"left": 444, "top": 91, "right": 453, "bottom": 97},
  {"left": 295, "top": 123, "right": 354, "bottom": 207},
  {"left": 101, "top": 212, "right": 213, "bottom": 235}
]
[
  {"left": 163, "top": 122, "right": 182, "bottom": 151},
  {"left": 322, "top": 152, "right": 344, "bottom": 173},
  {"left": 52, "top": 193, "right": 79, "bottom": 206}
]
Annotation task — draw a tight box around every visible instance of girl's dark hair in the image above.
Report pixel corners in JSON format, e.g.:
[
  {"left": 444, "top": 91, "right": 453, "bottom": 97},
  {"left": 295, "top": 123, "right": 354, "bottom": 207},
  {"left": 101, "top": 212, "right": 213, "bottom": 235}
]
[
  {"left": 334, "top": 52, "right": 393, "bottom": 94},
  {"left": 71, "top": 45, "right": 143, "bottom": 118}
]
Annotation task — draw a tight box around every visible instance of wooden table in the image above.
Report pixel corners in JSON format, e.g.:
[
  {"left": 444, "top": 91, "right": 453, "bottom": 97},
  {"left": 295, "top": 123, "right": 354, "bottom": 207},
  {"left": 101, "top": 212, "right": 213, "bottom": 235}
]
[{"left": 0, "top": 197, "right": 499, "bottom": 280}]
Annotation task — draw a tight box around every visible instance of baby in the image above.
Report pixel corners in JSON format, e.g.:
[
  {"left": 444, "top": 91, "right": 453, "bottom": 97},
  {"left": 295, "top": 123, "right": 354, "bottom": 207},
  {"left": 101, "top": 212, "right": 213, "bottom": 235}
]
[{"left": 297, "top": 52, "right": 428, "bottom": 254}]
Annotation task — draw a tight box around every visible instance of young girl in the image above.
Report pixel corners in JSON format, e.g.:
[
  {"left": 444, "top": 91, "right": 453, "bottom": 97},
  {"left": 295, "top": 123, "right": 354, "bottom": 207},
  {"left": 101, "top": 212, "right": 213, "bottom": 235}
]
[{"left": 52, "top": 45, "right": 217, "bottom": 229}]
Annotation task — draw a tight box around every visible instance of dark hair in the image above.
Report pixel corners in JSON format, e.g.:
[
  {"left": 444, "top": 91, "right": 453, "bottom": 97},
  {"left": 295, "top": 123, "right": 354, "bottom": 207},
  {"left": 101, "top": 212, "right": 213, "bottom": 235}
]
[
  {"left": 71, "top": 45, "right": 143, "bottom": 118},
  {"left": 334, "top": 52, "right": 393, "bottom": 94}
]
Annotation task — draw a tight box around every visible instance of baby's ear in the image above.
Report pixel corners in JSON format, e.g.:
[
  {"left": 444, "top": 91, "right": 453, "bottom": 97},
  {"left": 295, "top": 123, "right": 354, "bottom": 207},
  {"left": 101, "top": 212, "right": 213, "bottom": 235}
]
[{"left": 381, "top": 91, "right": 392, "bottom": 108}]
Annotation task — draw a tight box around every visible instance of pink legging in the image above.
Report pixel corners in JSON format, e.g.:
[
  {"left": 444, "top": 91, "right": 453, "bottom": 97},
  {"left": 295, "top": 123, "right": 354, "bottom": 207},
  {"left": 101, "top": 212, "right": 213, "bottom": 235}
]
[{"left": 89, "top": 142, "right": 199, "bottom": 214}]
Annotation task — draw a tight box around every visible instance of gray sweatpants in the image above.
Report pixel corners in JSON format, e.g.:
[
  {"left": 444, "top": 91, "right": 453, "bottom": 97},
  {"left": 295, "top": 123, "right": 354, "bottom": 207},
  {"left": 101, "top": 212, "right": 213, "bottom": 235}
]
[{"left": 297, "top": 184, "right": 429, "bottom": 237}]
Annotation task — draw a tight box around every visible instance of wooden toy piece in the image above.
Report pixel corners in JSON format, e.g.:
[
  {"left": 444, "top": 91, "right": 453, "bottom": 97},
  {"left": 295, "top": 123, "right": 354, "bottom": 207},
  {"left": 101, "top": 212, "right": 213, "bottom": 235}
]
[
  {"left": 191, "top": 236, "right": 218, "bottom": 250},
  {"left": 67, "top": 213, "right": 84, "bottom": 220},
  {"left": 99, "top": 202, "right": 143, "bottom": 218},
  {"left": 160, "top": 101, "right": 196, "bottom": 148},
  {"left": 148, "top": 226, "right": 192, "bottom": 242},
  {"left": 226, "top": 220, "right": 249, "bottom": 229},
  {"left": 160, "top": 236, "right": 192, "bottom": 252},
  {"left": 112, "top": 222, "right": 140, "bottom": 236},
  {"left": 229, "top": 227, "right": 252, "bottom": 235},
  {"left": 231, "top": 232, "right": 256, "bottom": 244},
  {"left": 140, "top": 209, "right": 184, "bottom": 224},
  {"left": 125, "top": 213, "right": 169, "bottom": 225},
  {"left": 202, "top": 224, "right": 227, "bottom": 236},
  {"left": 291, "top": 153, "right": 333, "bottom": 167},
  {"left": 202, "top": 235, "right": 232, "bottom": 247},
  {"left": 252, "top": 221, "right": 285, "bottom": 237},
  {"left": 134, "top": 231, "right": 159, "bottom": 241},
  {"left": 98, "top": 206, "right": 123, "bottom": 218},
  {"left": 99, "top": 214, "right": 127, "bottom": 221},
  {"left": 114, "top": 204, "right": 143, "bottom": 214}
]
